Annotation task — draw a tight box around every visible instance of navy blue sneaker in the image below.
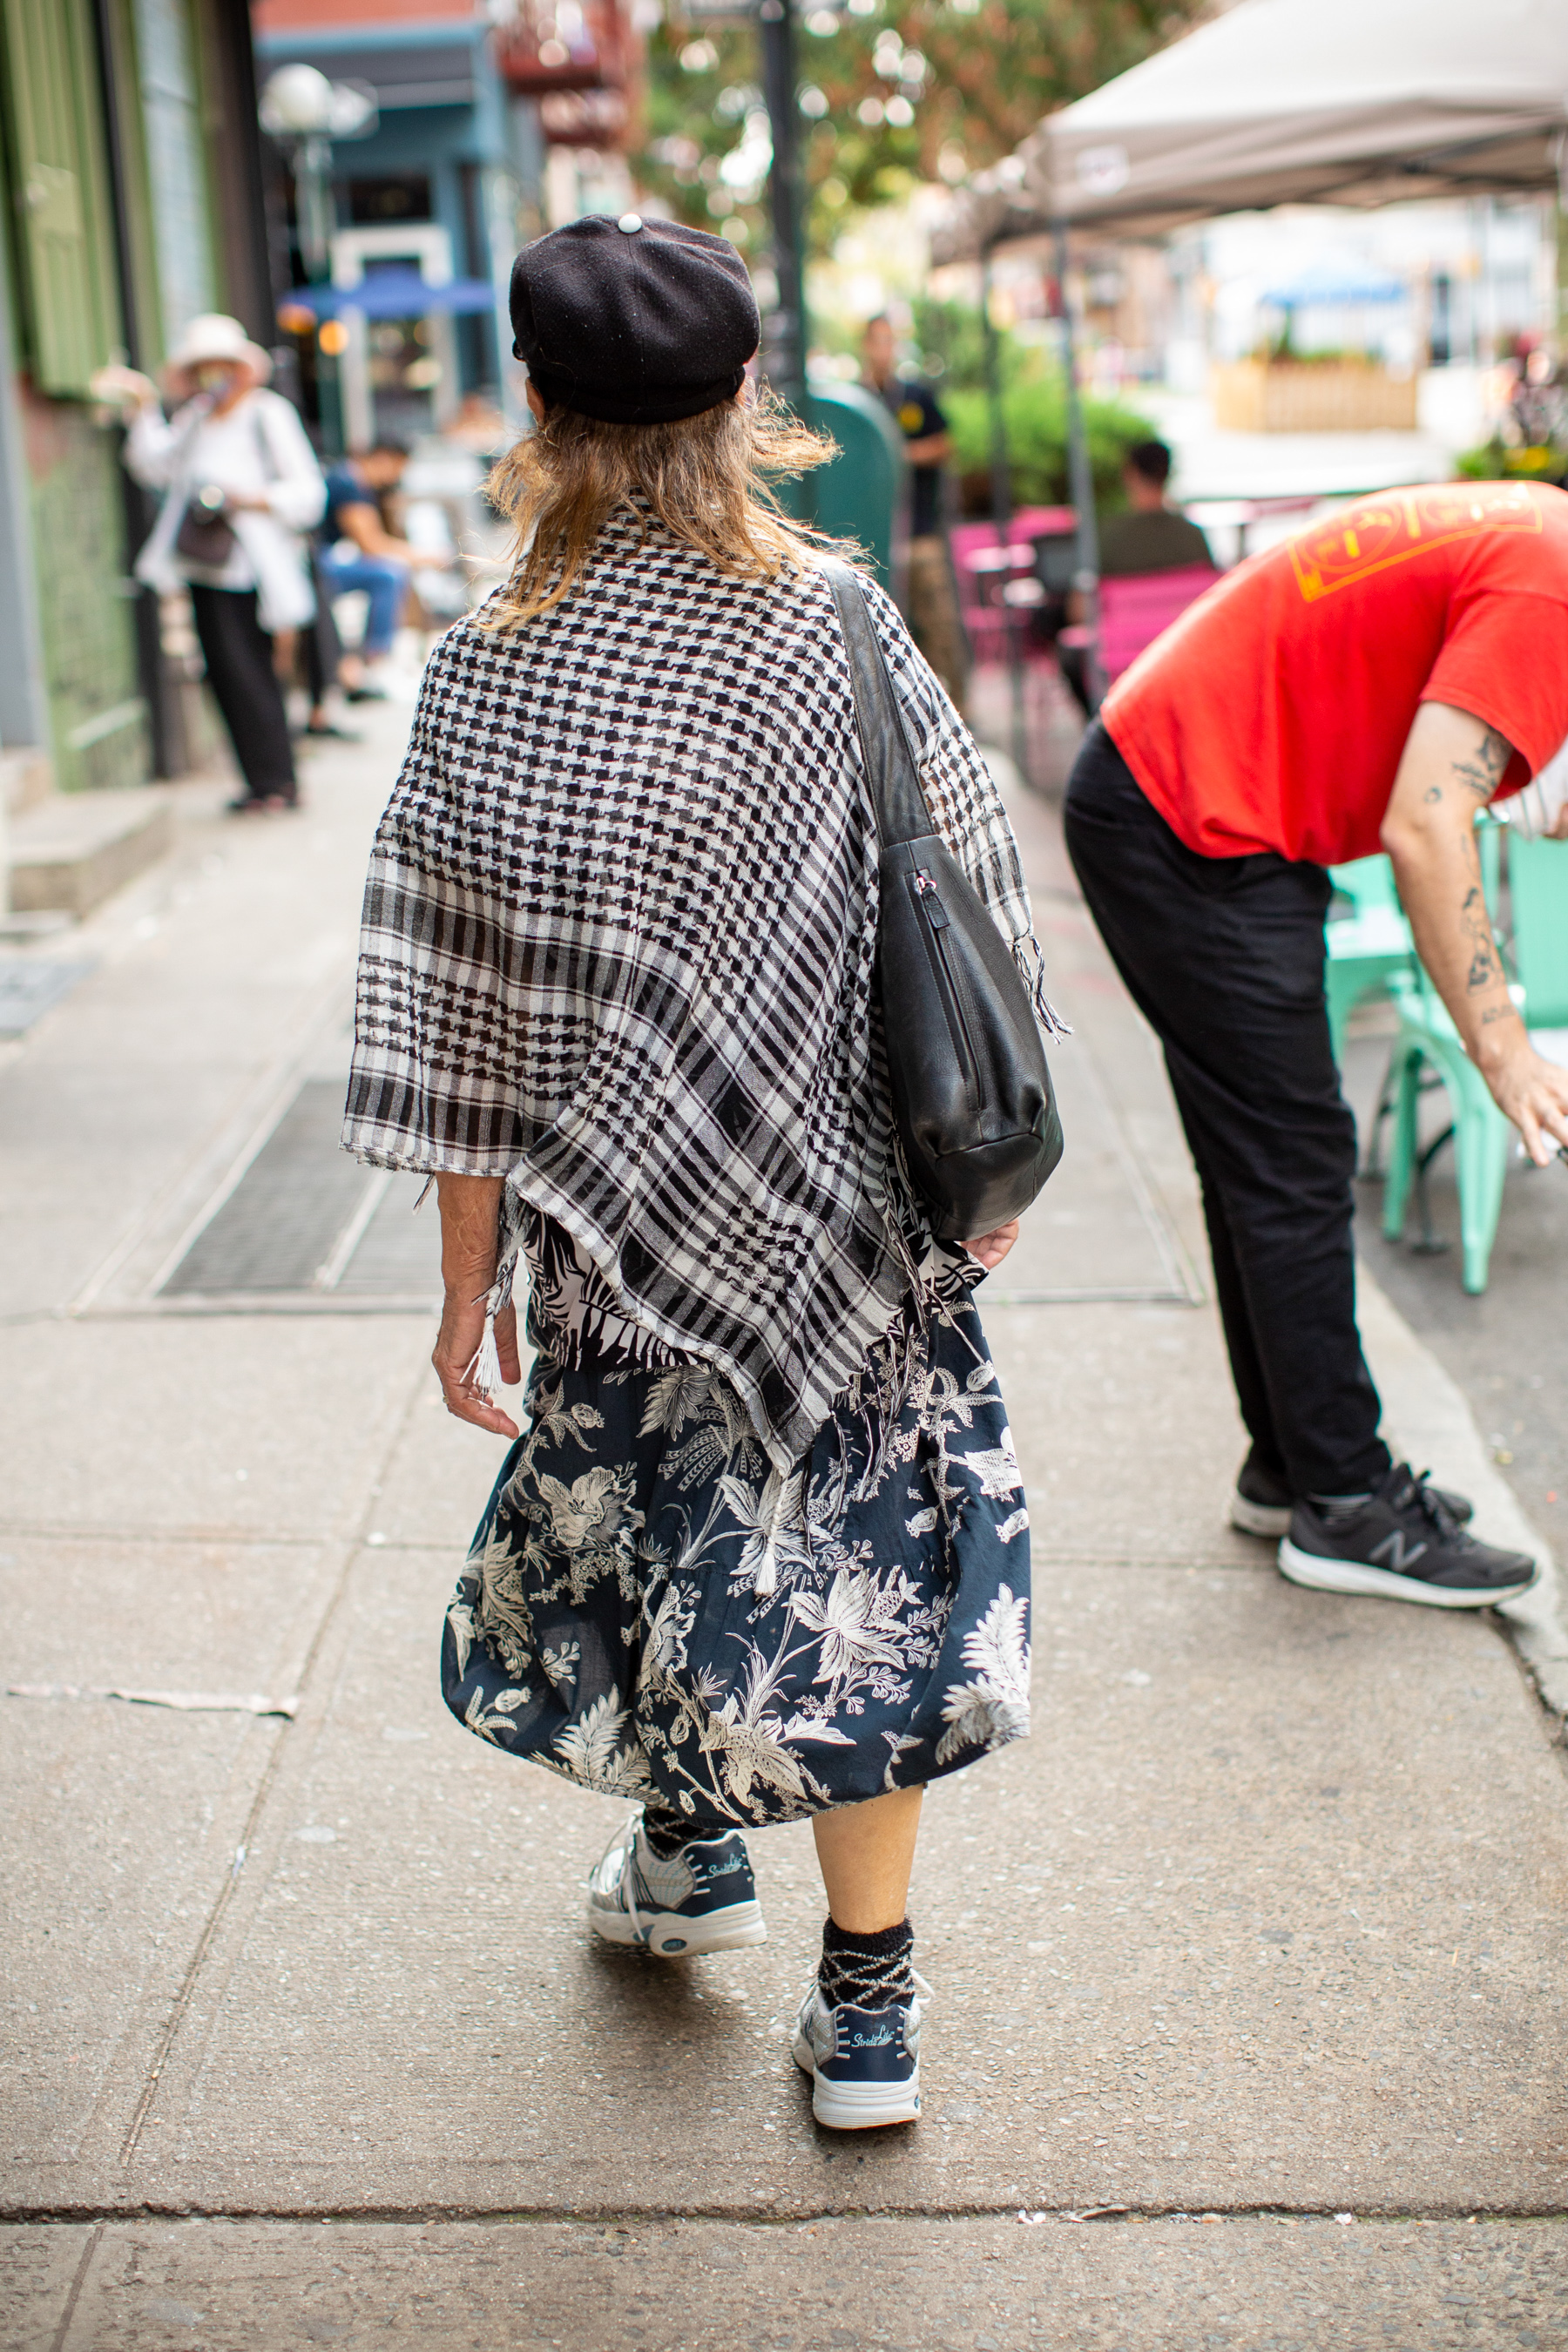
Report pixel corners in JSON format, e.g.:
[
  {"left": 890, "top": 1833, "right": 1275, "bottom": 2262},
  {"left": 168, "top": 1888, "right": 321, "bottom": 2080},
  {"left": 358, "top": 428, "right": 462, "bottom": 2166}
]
[
  {"left": 793, "top": 1981, "right": 922, "bottom": 2129},
  {"left": 585, "top": 1813, "right": 767, "bottom": 1957}
]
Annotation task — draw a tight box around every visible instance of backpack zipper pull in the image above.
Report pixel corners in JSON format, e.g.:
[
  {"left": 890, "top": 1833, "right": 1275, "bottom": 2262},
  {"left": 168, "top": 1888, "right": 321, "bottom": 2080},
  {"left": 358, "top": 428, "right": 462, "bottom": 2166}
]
[{"left": 916, "top": 871, "right": 950, "bottom": 929}]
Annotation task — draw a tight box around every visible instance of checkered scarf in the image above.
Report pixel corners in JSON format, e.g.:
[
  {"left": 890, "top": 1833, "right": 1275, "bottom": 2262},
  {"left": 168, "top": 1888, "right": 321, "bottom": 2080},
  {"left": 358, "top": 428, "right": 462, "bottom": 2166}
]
[{"left": 342, "top": 517, "right": 1057, "bottom": 1472}]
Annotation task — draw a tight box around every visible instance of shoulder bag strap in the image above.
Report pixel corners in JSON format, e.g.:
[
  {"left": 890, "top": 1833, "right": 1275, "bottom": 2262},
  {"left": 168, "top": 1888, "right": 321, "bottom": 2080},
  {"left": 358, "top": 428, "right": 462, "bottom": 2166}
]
[{"left": 820, "top": 556, "right": 932, "bottom": 849}]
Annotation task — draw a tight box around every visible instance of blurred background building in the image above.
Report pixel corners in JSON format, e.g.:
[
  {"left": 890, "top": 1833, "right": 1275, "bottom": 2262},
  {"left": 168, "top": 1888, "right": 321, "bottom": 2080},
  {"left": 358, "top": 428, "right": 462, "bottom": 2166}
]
[{"left": 0, "top": 0, "right": 270, "bottom": 801}]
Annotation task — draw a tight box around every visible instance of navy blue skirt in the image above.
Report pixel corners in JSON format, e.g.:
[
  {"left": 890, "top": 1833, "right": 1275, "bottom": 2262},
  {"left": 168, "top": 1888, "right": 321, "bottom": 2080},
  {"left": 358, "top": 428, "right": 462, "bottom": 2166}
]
[{"left": 441, "top": 1273, "right": 1031, "bottom": 1832}]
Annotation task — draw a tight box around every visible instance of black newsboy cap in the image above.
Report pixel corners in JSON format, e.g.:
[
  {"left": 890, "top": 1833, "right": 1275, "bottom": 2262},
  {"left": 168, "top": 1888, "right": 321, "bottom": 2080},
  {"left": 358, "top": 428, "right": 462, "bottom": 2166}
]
[{"left": 510, "top": 213, "right": 760, "bottom": 426}]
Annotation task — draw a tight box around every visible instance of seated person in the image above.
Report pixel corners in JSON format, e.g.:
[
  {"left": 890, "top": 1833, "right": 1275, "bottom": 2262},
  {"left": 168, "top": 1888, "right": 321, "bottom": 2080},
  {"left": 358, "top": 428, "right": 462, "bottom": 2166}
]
[
  {"left": 1098, "top": 439, "right": 1214, "bottom": 577},
  {"left": 317, "top": 439, "right": 447, "bottom": 695},
  {"left": 1058, "top": 438, "right": 1215, "bottom": 712}
]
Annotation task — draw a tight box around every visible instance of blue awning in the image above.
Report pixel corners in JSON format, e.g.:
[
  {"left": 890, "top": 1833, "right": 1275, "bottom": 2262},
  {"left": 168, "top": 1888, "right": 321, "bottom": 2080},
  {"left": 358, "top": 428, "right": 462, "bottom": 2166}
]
[
  {"left": 1260, "top": 258, "right": 1407, "bottom": 308},
  {"left": 281, "top": 270, "right": 496, "bottom": 320}
]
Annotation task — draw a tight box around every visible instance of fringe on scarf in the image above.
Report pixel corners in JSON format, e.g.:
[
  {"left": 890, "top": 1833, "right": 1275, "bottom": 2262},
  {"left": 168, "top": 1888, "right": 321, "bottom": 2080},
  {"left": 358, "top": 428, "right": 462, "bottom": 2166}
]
[
  {"left": 1013, "top": 935, "right": 1072, "bottom": 1040},
  {"left": 460, "top": 1184, "right": 528, "bottom": 1402}
]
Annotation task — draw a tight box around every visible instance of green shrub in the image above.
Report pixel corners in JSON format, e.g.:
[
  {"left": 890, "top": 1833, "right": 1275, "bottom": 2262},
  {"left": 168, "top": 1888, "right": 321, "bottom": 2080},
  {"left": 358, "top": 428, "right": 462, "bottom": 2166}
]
[
  {"left": 1454, "top": 441, "right": 1565, "bottom": 485},
  {"left": 943, "top": 368, "right": 1158, "bottom": 516}
]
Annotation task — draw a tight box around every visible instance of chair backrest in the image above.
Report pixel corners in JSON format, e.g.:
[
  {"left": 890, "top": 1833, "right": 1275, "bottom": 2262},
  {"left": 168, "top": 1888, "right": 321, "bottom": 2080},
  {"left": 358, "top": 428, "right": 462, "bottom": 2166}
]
[
  {"left": 949, "top": 521, "right": 1000, "bottom": 573},
  {"left": 1509, "top": 832, "right": 1568, "bottom": 1026},
  {"left": 1328, "top": 854, "right": 1402, "bottom": 917},
  {"left": 1098, "top": 564, "right": 1220, "bottom": 681},
  {"left": 1009, "top": 504, "right": 1076, "bottom": 543}
]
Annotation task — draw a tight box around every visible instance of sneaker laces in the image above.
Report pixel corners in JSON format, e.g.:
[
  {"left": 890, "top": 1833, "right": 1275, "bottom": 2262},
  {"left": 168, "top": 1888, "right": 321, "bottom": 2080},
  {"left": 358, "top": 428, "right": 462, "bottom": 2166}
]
[{"left": 1388, "top": 1464, "right": 1469, "bottom": 1544}]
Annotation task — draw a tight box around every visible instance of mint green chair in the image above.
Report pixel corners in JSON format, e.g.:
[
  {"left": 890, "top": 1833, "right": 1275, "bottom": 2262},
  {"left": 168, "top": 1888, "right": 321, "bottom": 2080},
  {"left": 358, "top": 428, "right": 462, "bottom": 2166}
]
[
  {"left": 1324, "top": 855, "right": 1416, "bottom": 1064},
  {"left": 1381, "top": 821, "right": 1568, "bottom": 1294},
  {"left": 1509, "top": 832, "right": 1568, "bottom": 1044}
]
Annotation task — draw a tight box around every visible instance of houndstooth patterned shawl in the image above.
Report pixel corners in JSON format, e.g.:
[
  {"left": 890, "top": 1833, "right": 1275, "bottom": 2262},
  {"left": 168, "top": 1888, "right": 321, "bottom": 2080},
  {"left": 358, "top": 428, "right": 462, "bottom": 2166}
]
[{"left": 342, "top": 515, "right": 1055, "bottom": 1473}]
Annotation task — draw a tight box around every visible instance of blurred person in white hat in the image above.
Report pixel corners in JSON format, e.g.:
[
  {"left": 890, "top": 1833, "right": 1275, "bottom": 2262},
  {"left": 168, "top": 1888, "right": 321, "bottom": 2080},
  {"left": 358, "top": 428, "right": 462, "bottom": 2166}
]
[{"left": 96, "top": 314, "right": 326, "bottom": 811}]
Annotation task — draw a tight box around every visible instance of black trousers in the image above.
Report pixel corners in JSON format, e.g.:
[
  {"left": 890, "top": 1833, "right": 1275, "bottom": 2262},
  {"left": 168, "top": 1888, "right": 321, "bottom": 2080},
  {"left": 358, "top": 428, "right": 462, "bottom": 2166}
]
[
  {"left": 1064, "top": 720, "right": 1389, "bottom": 1498},
  {"left": 188, "top": 584, "right": 296, "bottom": 803}
]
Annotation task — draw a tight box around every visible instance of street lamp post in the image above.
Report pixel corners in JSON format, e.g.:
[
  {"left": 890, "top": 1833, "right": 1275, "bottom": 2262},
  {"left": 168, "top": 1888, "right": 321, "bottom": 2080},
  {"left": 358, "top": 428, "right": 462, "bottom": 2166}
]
[
  {"left": 259, "top": 65, "right": 377, "bottom": 449},
  {"left": 758, "top": 0, "right": 806, "bottom": 414}
]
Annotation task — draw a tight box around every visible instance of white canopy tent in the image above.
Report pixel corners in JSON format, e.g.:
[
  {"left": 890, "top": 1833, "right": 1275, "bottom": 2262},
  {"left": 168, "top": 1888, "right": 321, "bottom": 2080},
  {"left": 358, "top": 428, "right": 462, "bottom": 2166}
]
[
  {"left": 933, "top": 0, "right": 1567, "bottom": 706},
  {"left": 939, "top": 0, "right": 1568, "bottom": 254}
]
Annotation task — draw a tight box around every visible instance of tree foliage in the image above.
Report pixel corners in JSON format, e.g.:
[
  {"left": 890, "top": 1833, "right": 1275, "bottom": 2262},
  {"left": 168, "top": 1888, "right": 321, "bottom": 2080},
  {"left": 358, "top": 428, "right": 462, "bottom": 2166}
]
[{"left": 636, "top": 1, "right": 1206, "bottom": 262}]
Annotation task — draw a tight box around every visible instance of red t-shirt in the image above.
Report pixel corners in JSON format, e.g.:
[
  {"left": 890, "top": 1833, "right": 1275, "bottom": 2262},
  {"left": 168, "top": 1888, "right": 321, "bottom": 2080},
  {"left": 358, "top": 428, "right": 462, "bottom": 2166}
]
[{"left": 1102, "top": 481, "right": 1568, "bottom": 867}]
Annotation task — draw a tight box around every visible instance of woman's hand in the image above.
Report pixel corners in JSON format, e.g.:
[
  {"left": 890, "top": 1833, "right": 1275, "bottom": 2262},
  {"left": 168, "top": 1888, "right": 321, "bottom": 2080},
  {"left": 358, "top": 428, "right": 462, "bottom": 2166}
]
[
  {"left": 431, "top": 1173, "right": 523, "bottom": 1437},
  {"left": 963, "top": 1220, "right": 1019, "bottom": 1270},
  {"left": 90, "top": 363, "right": 159, "bottom": 411},
  {"left": 431, "top": 1283, "right": 522, "bottom": 1437}
]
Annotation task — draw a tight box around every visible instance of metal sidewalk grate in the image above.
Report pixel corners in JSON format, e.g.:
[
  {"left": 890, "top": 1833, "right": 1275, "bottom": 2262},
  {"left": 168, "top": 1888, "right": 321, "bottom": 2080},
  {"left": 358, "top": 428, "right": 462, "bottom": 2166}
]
[
  {"left": 0, "top": 958, "right": 94, "bottom": 1037},
  {"left": 160, "top": 1078, "right": 439, "bottom": 1301}
]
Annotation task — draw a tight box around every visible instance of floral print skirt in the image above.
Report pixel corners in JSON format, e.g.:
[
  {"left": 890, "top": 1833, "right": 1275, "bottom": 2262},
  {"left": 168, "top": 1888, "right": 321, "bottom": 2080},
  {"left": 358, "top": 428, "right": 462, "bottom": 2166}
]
[{"left": 441, "top": 1270, "right": 1031, "bottom": 1832}]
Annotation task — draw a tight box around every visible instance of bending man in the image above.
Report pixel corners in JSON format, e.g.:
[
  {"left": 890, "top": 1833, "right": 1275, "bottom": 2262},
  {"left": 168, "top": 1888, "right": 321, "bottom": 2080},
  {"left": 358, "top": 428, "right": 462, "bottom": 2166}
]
[{"left": 1065, "top": 480, "right": 1568, "bottom": 1608}]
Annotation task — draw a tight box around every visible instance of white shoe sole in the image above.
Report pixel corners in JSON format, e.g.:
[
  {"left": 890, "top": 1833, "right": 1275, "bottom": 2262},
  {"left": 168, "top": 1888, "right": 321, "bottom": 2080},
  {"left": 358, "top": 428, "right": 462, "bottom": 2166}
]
[
  {"left": 588, "top": 1898, "right": 767, "bottom": 1957},
  {"left": 1278, "top": 1538, "right": 1538, "bottom": 1609},
  {"left": 792, "top": 2032, "right": 920, "bottom": 2129},
  {"left": 1230, "top": 1490, "right": 1291, "bottom": 1538}
]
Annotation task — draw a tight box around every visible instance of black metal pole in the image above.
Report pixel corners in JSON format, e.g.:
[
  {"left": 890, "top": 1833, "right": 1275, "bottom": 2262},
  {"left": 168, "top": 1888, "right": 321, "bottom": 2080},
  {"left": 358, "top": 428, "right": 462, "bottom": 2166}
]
[
  {"left": 1055, "top": 218, "right": 1103, "bottom": 711},
  {"left": 91, "top": 0, "right": 188, "bottom": 782},
  {"left": 981, "top": 244, "right": 1026, "bottom": 777},
  {"left": 760, "top": 0, "right": 806, "bottom": 415}
]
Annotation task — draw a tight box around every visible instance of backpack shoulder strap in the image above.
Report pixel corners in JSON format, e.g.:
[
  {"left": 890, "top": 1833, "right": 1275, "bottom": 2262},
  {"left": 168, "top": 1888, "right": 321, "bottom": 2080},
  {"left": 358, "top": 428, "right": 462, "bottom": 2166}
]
[{"left": 819, "top": 556, "right": 932, "bottom": 849}]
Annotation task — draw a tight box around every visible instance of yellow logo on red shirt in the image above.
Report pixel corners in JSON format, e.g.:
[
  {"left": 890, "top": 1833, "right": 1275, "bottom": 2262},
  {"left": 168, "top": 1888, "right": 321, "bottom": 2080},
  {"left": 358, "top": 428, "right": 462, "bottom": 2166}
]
[{"left": 1289, "top": 483, "right": 1542, "bottom": 603}]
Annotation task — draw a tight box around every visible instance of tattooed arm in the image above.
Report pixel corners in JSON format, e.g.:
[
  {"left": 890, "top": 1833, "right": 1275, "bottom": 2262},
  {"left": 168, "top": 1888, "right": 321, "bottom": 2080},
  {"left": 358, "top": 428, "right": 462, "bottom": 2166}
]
[{"left": 1381, "top": 702, "right": 1568, "bottom": 1166}]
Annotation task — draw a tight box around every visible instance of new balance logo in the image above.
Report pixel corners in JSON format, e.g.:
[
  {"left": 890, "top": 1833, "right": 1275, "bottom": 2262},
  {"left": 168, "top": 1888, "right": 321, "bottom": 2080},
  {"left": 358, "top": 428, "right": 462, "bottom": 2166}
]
[{"left": 1369, "top": 1530, "right": 1429, "bottom": 1573}]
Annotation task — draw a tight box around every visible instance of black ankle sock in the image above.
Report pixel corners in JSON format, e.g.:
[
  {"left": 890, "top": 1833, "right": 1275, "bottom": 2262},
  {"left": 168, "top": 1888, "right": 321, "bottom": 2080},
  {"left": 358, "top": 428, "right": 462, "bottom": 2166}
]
[
  {"left": 639, "top": 1808, "right": 693, "bottom": 1860},
  {"left": 819, "top": 1916, "right": 915, "bottom": 2010}
]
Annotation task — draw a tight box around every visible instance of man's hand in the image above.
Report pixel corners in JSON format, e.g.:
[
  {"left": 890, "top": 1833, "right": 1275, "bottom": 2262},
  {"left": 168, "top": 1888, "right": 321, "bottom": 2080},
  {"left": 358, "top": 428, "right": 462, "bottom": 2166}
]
[
  {"left": 1381, "top": 702, "right": 1568, "bottom": 1166},
  {"left": 431, "top": 1173, "right": 523, "bottom": 1436},
  {"left": 963, "top": 1220, "right": 1019, "bottom": 1270},
  {"left": 1473, "top": 1035, "right": 1568, "bottom": 1167}
]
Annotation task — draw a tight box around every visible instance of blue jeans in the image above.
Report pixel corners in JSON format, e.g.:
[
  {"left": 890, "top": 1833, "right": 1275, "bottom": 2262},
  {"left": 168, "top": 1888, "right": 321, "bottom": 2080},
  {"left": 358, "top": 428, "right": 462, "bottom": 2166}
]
[{"left": 318, "top": 545, "right": 409, "bottom": 659}]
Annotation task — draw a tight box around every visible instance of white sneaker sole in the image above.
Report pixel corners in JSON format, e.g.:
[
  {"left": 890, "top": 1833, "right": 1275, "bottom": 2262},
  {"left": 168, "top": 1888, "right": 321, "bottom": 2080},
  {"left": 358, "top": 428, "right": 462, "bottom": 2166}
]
[
  {"left": 1278, "top": 1538, "right": 1538, "bottom": 1610},
  {"left": 792, "top": 2032, "right": 920, "bottom": 2129},
  {"left": 587, "top": 1897, "right": 767, "bottom": 1957},
  {"left": 1230, "top": 1490, "right": 1291, "bottom": 1538}
]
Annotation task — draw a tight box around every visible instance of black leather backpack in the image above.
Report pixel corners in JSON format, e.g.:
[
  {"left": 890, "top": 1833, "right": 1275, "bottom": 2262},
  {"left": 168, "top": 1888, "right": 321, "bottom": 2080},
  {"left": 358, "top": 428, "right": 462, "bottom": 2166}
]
[{"left": 823, "top": 559, "right": 1064, "bottom": 1241}]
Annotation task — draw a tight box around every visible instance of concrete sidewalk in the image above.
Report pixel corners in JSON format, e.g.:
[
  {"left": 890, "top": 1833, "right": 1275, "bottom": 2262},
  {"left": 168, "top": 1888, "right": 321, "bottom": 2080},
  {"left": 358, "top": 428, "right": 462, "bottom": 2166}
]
[{"left": 2, "top": 709, "right": 1565, "bottom": 2349}]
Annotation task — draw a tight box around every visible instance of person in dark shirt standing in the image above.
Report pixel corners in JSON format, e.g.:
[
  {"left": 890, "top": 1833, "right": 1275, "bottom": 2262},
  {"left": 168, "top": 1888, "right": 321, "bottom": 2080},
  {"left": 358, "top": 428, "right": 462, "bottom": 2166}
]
[
  {"left": 862, "top": 315, "right": 969, "bottom": 707},
  {"left": 1098, "top": 439, "right": 1214, "bottom": 576}
]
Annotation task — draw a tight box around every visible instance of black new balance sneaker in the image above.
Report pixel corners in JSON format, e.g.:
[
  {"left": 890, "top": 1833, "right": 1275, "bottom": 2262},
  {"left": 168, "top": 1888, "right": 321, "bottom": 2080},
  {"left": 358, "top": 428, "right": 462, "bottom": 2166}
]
[
  {"left": 1278, "top": 1463, "right": 1536, "bottom": 1608},
  {"left": 1231, "top": 1447, "right": 1473, "bottom": 1541}
]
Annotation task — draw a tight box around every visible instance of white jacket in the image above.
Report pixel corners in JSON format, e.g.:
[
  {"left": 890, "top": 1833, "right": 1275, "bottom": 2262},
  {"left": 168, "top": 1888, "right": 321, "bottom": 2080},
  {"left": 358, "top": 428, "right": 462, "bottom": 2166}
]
[{"left": 126, "top": 388, "right": 326, "bottom": 632}]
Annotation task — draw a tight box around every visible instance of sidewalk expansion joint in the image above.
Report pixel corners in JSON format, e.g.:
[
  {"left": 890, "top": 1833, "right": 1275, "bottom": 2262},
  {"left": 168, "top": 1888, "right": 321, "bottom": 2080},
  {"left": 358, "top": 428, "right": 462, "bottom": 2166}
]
[
  {"left": 7, "top": 2198, "right": 1568, "bottom": 2228},
  {"left": 107, "top": 1345, "right": 444, "bottom": 2169}
]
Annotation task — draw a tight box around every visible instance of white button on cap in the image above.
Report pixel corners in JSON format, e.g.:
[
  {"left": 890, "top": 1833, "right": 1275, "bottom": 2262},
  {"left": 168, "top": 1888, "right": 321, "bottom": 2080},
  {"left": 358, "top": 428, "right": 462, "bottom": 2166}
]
[{"left": 618, "top": 212, "right": 644, "bottom": 233}]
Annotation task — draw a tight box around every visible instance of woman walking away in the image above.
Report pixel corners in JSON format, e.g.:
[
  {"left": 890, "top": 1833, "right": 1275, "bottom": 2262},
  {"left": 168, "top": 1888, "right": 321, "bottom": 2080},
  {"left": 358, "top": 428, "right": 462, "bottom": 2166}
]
[
  {"left": 342, "top": 218, "right": 1056, "bottom": 2131},
  {"left": 105, "top": 314, "right": 325, "bottom": 811}
]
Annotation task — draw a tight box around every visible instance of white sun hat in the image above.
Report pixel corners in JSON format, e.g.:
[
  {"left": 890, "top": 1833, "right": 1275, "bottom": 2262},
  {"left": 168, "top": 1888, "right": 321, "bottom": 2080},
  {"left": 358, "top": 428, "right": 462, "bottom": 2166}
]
[{"left": 166, "top": 312, "right": 274, "bottom": 382}]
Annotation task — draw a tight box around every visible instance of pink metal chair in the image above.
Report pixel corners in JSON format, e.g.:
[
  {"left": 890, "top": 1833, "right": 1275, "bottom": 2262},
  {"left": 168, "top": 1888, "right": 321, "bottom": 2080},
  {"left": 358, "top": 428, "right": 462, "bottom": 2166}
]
[
  {"left": 1058, "top": 562, "right": 1219, "bottom": 686},
  {"left": 950, "top": 512, "right": 1081, "bottom": 668}
]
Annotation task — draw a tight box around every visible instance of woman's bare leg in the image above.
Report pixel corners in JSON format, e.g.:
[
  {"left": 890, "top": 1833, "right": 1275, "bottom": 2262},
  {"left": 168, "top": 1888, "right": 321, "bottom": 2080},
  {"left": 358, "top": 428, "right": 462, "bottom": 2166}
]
[{"left": 811, "top": 1785, "right": 924, "bottom": 1933}]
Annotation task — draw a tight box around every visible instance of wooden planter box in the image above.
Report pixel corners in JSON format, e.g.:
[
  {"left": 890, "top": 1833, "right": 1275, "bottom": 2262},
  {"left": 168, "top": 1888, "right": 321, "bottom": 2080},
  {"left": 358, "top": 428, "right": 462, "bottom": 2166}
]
[{"left": 1212, "top": 362, "right": 1419, "bottom": 433}]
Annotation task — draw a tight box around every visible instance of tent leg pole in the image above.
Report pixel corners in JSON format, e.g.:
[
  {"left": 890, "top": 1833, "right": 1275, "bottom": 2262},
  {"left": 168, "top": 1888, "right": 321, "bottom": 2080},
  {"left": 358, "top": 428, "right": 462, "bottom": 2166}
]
[
  {"left": 1055, "top": 219, "right": 1103, "bottom": 713},
  {"left": 982, "top": 242, "right": 1027, "bottom": 780}
]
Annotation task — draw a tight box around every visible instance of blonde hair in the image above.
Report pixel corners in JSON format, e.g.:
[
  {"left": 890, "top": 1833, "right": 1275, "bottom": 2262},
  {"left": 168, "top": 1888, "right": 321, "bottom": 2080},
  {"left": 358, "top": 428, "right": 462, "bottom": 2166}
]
[{"left": 484, "top": 384, "right": 841, "bottom": 625}]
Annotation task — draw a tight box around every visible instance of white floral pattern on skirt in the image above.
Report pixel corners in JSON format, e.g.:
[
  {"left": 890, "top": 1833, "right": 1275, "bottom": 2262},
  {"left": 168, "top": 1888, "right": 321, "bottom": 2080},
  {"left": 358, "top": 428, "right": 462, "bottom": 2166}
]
[{"left": 442, "top": 1258, "right": 1032, "bottom": 1827}]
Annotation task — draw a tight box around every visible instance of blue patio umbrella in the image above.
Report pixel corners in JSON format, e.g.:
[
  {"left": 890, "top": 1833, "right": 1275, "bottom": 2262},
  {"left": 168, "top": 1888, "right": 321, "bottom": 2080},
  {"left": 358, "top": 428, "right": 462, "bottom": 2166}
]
[
  {"left": 1260, "top": 257, "right": 1407, "bottom": 307},
  {"left": 281, "top": 269, "right": 497, "bottom": 320}
]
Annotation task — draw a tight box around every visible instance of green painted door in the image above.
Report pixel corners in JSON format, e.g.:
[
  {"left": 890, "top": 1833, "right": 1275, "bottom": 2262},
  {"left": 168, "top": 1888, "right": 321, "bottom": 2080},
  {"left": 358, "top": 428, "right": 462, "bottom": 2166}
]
[{"left": 1, "top": 0, "right": 147, "bottom": 787}]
